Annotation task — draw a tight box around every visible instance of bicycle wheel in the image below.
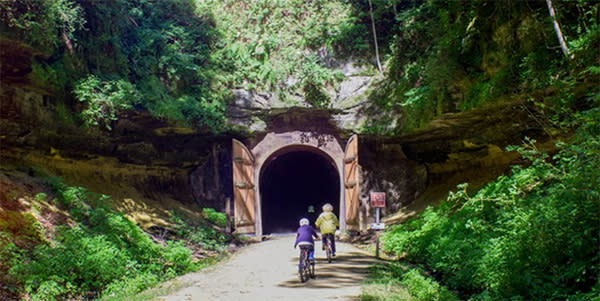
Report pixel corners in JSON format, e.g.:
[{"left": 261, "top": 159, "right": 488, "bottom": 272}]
[
  {"left": 326, "top": 238, "right": 332, "bottom": 263},
  {"left": 309, "top": 259, "right": 316, "bottom": 278},
  {"left": 299, "top": 251, "right": 308, "bottom": 282},
  {"left": 303, "top": 259, "right": 311, "bottom": 281}
]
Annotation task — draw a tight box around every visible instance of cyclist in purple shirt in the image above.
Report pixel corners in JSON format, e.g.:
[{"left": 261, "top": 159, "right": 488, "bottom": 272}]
[{"left": 294, "top": 218, "right": 319, "bottom": 262}]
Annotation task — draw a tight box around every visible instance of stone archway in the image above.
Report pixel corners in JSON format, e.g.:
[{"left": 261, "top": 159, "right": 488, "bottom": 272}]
[
  {"left": 258, "top": 145, "right": 340, "bottom": 233},
  {"left": 233, "top": 131, "right": 359, "bottom": 237},
  {"left": 252, "top": 131, "right": 345, "bottom": 237}
]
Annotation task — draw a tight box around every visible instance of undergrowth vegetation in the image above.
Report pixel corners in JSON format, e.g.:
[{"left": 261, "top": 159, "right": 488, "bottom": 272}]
[
  {"left": 0, "top": 179, "right": 231, "bottom": 300},
  {"left": 361, "top": 263, "right": 458, "bottom": 301},
  {"left": 376, "top": 108, "right": 600, "bottom": 299},
  {"left": 0, "top": 0, "right": 85, "bottom": 53},
  {"left": 171, "top": 208, "right": 229, "bottom": 253}
]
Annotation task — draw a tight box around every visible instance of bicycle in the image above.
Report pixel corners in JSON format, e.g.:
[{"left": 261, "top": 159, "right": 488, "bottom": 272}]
[
  {"left": 298, "top": 245, "right": 315, "bottom": 282},
  {"left": 323, "top": 234, "right": 334, "bottom": 263}
]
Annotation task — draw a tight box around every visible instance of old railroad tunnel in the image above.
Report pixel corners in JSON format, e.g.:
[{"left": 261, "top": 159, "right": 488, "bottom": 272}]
[
  {"left": 260, "top": 147, "right": 340, "bottom": 234},
  {"left": 230, "top": 130, "right": 359, "bottom": 237}
]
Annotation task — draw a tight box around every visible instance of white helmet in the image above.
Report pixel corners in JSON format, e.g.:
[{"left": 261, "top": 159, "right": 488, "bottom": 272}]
[{"left": 299, "top": 218, "right": 309, "bottom": 226}]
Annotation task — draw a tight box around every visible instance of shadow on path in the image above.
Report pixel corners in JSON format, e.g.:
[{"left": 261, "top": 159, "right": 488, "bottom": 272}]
[
  {"left": 157, "top": 235, "right": 380, "bottom": 300},
  {"left": 279, "top": 251, "right": 378, "bottom": 289}
]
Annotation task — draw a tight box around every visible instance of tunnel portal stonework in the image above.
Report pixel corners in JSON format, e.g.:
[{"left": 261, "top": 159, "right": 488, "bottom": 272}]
[{"left": 251, "top": 131, "right": 346, "bottom": 236}]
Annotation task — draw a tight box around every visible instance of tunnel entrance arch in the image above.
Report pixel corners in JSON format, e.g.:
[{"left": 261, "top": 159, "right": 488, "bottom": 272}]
[
  {"left": 259, "top": 146, "right": 340, "bottom": 233},
  {"left": 233, "top": 132, "right": 359, "bottom": 237}
]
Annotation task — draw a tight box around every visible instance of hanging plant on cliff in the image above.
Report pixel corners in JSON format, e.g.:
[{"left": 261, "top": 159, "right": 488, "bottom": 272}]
[{"left": 73, "top": 75, "right": 140, "bottom": 130}]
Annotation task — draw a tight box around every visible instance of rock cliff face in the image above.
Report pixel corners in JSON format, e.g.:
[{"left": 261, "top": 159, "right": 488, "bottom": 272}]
[
  {"left": 0, "top": 41, "right": 551, "bottom": 229},
  {"left": 226, "top": 61, "right": 374, "bottom": 133},
  {"left": 359, "top": 101, "right": 546, "bottom": 223},
  {"left": 0, "top": 47, "right": 234, "bottom": 226}
]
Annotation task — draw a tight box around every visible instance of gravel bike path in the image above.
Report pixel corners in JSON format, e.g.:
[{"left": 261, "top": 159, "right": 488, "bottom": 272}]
[{"left": 156, "top": 234, "right": 378, "bottom": 301}]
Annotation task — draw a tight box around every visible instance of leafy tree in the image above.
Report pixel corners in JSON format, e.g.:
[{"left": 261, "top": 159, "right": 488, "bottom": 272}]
[
  {"left": 1, "top": 0, "right": 227, "bottom": 132},
  {"left": 361, "top": 0, "right": 599, "bottom": 133},
  {"left": 75, "top": 0, "right": 226, "bottom": 131},
  {"left": 0, "top": 0, "right": 85, "bottom": 52}
]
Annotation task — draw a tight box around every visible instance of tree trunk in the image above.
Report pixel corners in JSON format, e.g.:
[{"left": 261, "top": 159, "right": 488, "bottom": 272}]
[
  {"left": 368, "top": 0, "right": 383, "bottom": 75},
  {"left": 546, "top": 0, "right": 574, "bottom": 60}
]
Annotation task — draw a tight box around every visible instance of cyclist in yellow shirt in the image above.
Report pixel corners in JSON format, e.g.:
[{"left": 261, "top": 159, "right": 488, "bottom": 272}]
[{"left": 315, "top": 203, "right": 339, "bottom": 256}]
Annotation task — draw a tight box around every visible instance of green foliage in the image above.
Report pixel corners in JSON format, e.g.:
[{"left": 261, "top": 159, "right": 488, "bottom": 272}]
[
  {"left": 163, "top": 241, "right": 194, "bottom": 276},
  {"left": 34, "top": 280, "right": 66, "bottom": 301},
  {"left": 401, "top": 269, "right": 458, "bottom": 301},
  {"left": 197, "top": 0, "right": 353, "bottom": 104},
  {"left": 0, "top": 235, "right": 25, "bottom": 296},
  {"left": 101, "top": 271, "right": 159, "bottom": 299},
  {"left": 361, "top": 263, "right": 458, "bottom": 301},
  {"left": 3, "top": 0, "right": 227, "bottom": 132},
  {"left": 4, "top": 0, "right": 598, "bottom": 134},
  {"left": 381, "top": 108, "right": 600, "bottom": 299},
  {"left": 14, "top": 226, "right": 131, "bottom": 297},
  {"left": 0, "top": 0, "right": 85, "bottom": 51},
  {"left": 202, "top": 208, "right": 227, "bottom": 228},
  {"left": 171, "top": 211, "right": 229, "bottom": 252},
  {"left": 3, "top": 180, "right": 199, "bottom": 299},
  {"left": 364, "top": 0, "right": 600, "bottom": 133},
  {"left": 73, "top": 0, "right": 227, "bottom": 132},
  {"left": 29, "top": 59, "right": 68, "bottom": 92},
  {"left": 74, "top": 75, "right": 141, "bottom": 130}
]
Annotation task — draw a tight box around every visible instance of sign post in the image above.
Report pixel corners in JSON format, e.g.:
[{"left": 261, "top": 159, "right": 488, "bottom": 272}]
[
  {"left": 370, "top": 192, "right": 386, "bottom": 230},
  {"left": 370, "top": 192, "right": 386, "bottom": 258}
]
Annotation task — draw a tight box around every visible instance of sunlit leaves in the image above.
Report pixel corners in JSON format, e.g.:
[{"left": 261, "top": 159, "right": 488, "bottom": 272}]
[
  {"left": 381, "top": 108, "right": 600, "bottom": 299},
  {"left": 74, "top": 75, "right": 140, "bottom": 130},
  {"left": 0, "top": 0, "right": 85, "bottom": 51}
]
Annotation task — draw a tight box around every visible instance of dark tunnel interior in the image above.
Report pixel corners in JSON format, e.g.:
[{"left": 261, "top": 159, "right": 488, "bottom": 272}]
[{"left": 260, "top": 150, "right": 340, "bottom": 234}]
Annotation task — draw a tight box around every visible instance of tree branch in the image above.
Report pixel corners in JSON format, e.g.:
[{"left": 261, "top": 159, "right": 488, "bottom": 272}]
[
  {"left": 368, "top": 0, "right": 383, "bottom": 75},
  {"left": 546, "top": 0, "right": 574, "bottom": 60}
]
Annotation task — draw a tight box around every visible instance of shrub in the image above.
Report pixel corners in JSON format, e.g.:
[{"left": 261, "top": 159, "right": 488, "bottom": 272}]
[
  {"left": 101, "top": 271, "right": 159, "bottom": 299},
  {"left": 401, "top": 269, "right": 458, "bottom": 301},
  {"left": 381, "top": 108, "right": 600, "bottom": 299},
  {"left": 33, "top": 280, "right": 66, "bottom": 301},
  {"left": 74, "top": 75, "right": 141, "bottom": 130},
  {"left": 6, "top": 181, "right": 198, "bottom": 299},
  {"left": 164, "top": 241, "right": 194, "bottom": 275},
  {"left": 172, "top": 211, "right": 229, "bottom": 252},
  {"left": 202, "top": 208, "right": 227, "bottom": 228}
]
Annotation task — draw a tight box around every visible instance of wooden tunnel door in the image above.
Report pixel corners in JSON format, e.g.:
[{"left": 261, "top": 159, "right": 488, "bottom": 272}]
[
  {"left": 344, "top": 134, "right": 360, "bottom": 231},
  {"left": 232, "top": 139, "right": 256, "bottom": 234}
]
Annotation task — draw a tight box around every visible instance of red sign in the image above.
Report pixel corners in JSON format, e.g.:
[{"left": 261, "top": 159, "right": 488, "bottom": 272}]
[{"left": 370, "top": 192, "right": 386, "bottom": 208}]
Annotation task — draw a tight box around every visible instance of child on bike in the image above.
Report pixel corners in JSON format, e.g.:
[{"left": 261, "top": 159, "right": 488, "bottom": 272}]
[
  {"left": 294, "top": 218, "right": 319, "bottom": 263},
  {"left": 315, "top": 203, "right": 339, "bottom": 257}
]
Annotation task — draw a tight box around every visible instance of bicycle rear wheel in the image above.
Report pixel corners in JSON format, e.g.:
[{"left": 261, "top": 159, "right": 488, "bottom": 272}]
[
  {"left": 326, "top": 237, "right": 333, "bottom": 263},
  {"left": 299, "top": 250, "right": 308, "bottom": 282},
  {"left": 303, "top": 260, "right": 311, "bottom": 281}
]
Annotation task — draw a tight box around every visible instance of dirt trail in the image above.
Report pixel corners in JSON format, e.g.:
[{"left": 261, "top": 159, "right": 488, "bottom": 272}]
[{"left": 157, "top": 234, "right": 378, "bottom": 301}]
